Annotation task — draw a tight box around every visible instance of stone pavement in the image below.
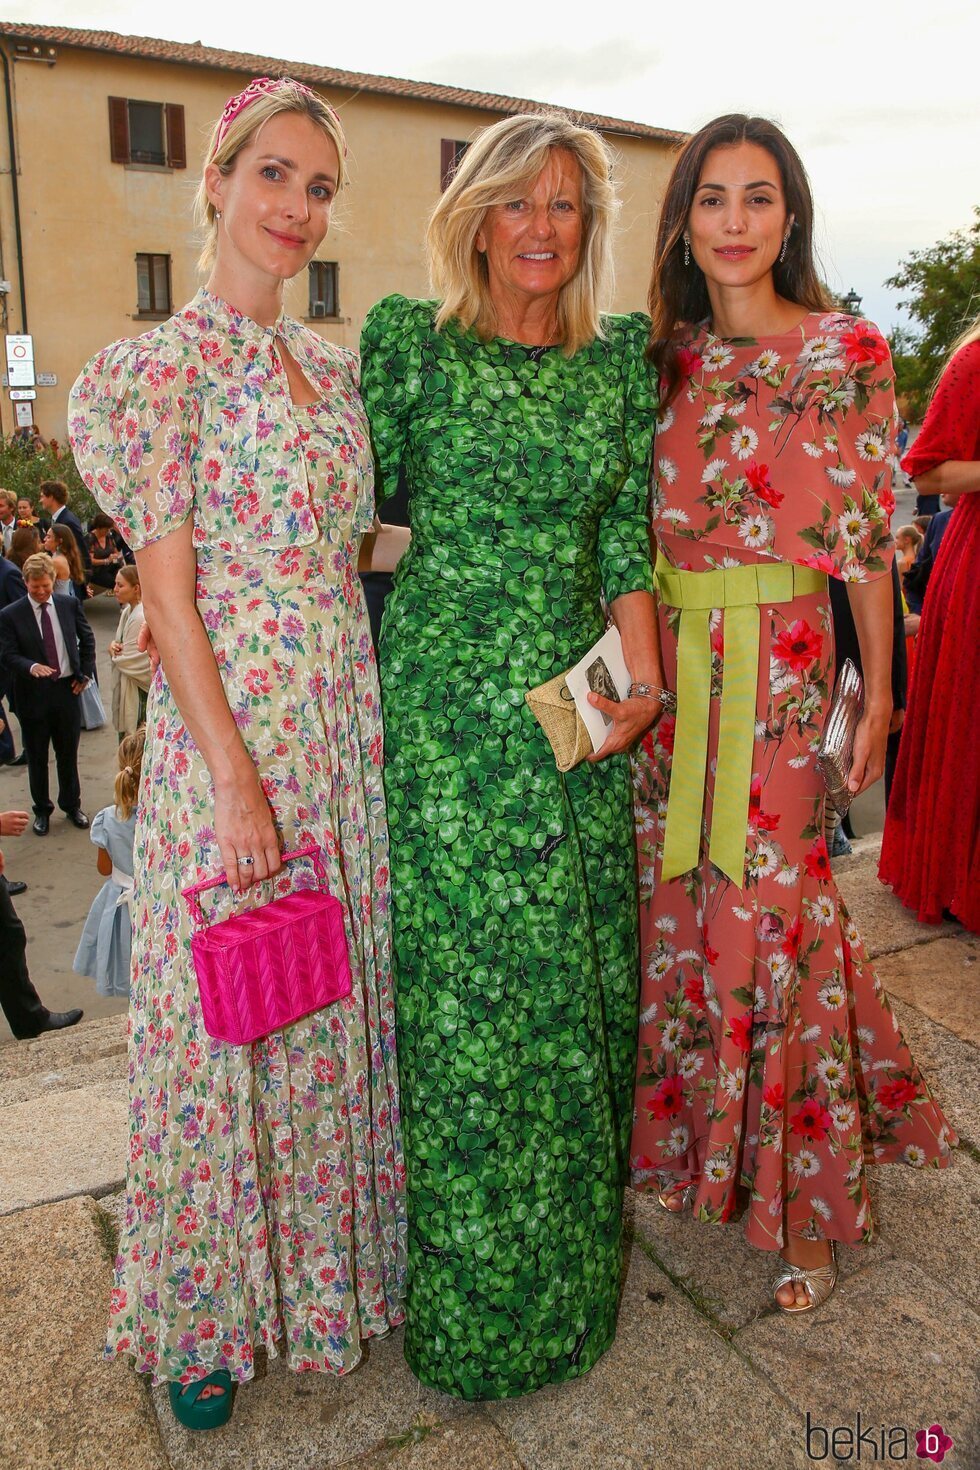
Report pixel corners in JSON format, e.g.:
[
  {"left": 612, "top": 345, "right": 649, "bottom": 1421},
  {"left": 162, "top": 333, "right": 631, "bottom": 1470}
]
[{"left": 1, "top": 832, "right": 976, "bottom": 1470}]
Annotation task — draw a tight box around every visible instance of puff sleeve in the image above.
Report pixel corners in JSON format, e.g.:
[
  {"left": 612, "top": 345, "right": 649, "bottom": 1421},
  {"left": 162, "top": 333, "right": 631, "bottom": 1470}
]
[
  {"left": 902, "top": 339, "right": 980, "bottom": 478},
  {"left": 68, "top": 333, "right": 199, "bottom": 551},
  {"left": 795, "top": 316, "right": 897, "bottom": 583},
  {"left": 89, "top": 806, "right": 110, "bottom": 852},
  {"left": 597, "top": 313, "right": 657, "bottom": 603},
  {"left": 359, "top": 294, "right": 424, "bottom": 504}
]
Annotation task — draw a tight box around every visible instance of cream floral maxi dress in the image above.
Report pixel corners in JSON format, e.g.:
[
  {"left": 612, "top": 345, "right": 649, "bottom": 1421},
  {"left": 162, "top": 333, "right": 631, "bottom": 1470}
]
[{"left": 69, "top": 288, "right": 406, "bottom": 1385}]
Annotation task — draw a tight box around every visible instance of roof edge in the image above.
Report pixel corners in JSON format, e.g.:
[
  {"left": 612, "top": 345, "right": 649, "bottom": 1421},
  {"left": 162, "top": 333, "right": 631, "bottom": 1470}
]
[{"left": 0, "top": 22, "right": 687, "bottom": 145}]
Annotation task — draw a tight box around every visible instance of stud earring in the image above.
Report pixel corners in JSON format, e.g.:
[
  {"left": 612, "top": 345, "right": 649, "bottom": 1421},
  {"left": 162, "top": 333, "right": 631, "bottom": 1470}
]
[{"left": 683, "top": 234, "right": 691, "bottom": 267}]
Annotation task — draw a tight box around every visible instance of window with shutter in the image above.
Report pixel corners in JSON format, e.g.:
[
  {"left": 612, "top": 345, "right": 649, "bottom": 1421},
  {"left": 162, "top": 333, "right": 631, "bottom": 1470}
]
[
  {"left": 110, "top": 98, "right": 185, "bottom": 169},
  {"left": 308, "top": 261, "right": 340, "bottom": 319},
  {"left": 440, "top": 139, "right": 469, "bottom": 192},
  {"left": 108, "top": 97, "right": 130, "bottom": 164},
  {"left": 165, "top": 104, "right": 187, "bottom": 169},
  {"left": 135, "top": 254, "right": 172, "bottom": 317},
  {"left": 129, "top": 102, "right": 166, "bottom": 166}
]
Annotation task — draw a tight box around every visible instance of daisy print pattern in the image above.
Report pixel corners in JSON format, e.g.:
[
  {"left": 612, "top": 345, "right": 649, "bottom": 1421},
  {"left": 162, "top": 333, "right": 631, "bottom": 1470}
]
[
  {"left": 633, "top": 311, "right": 955, "bottom": 1252},
  {"left": 657, "top": 312, "right": 896, "bottom": 576}
]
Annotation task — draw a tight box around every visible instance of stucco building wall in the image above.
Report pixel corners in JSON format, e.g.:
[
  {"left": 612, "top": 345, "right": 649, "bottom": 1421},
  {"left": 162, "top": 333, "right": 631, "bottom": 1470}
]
[{"left": 0, "top": 31, "right": 680, "bottom": 439}]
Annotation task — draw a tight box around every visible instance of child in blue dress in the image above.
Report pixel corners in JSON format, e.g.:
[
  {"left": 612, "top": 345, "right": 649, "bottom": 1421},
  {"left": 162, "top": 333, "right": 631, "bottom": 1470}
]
[{"left": 73, "top": 728, "right": 144, "bottom": 997}]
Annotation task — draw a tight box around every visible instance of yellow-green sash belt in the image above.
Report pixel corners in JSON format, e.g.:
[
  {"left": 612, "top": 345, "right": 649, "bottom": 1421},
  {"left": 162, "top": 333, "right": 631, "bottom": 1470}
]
[{"left": 655, "top": 554, "right": 827, "bottom": 886}]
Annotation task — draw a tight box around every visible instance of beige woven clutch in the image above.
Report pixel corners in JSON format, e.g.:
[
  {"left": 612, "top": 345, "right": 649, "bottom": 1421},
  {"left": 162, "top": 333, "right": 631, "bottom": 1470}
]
[{"left": 525, "top": 670, "right": 593, "bottom": 772}]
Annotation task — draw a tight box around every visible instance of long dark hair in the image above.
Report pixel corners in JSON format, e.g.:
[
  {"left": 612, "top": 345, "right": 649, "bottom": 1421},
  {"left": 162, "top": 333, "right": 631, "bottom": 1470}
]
[
  {"left": 47, "top": 523, "right": 84, "bottom": 584},
  {"left": 650, "top": 114, "right": 832, "bottom": 405}
]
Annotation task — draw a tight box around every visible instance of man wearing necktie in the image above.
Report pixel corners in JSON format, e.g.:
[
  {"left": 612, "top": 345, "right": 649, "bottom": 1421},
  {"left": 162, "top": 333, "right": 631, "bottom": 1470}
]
[
  {"left": 0, "top": 552, "right": 95, "bottom": 834},
  {"left": 0, "top": 490, "right": 17, "bottom": 556}
]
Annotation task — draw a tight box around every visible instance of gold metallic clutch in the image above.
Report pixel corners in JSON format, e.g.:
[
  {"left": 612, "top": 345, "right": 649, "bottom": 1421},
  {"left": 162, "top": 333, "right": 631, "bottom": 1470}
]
[
  {"left": 817, "top": 658, "right": 865, "bottom": 817},
  {"left": 525, "top": 671, "right": 593, "bottom": 772}
]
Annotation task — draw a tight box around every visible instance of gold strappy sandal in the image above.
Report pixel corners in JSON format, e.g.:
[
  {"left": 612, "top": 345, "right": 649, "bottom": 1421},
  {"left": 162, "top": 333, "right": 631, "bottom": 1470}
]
[{"left": 772, "top": 1243, "right": 838, "bottom": 1313}]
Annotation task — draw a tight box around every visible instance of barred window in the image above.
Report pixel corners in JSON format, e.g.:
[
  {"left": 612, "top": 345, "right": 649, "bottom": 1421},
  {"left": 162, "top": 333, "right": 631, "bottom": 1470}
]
[
  {"left": 308, "top": 261, "right": 340, "bottom": 319},
  {"left": 136, "top": 253, "right": 172, "bottom": 317}
]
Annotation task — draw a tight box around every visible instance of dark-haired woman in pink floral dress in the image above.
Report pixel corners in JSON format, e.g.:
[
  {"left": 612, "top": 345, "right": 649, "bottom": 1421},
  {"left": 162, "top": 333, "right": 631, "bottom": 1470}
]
[{"left": 632, "top": 115, "right": 954, "bottom": 1314}]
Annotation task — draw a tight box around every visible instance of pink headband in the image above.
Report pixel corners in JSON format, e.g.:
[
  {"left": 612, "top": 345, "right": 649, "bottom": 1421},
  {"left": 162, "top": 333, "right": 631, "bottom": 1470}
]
[{"left": 215, "top": 76, "right": 347, "bottom": 154}]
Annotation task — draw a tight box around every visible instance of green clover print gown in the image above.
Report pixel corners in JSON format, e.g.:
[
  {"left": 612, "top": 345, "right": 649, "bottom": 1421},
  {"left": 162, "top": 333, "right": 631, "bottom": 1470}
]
[{"left": 360, "top": 295, "right": 656, "bottom": 1399}]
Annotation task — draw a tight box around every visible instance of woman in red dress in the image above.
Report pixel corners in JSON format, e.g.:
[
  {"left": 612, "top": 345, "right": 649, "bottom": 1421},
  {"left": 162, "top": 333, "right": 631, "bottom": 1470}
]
[
  {"left": 631, "top": 115, "right": 955, "bottom": 1314},
  {"left": 880, "top": 321, "right": 980, "bottom": 929}
]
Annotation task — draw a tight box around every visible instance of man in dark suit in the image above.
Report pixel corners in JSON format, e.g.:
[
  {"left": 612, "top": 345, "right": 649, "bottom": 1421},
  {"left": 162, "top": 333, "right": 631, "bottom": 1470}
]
[
  {"left": 0, "top": 551, "right": 26, "bottom": 768},
  {"left": 0, "top": 807, "right": 83, "bottom": 1037},
  {"left": 0, "top": 551, "right": 25, "bottom": 608},
  {"left": 39, "top": 479, "right": 89, "bottom": 599},
  {"left": 0, "top": 489, "right": 17, "bottom": 556},
  {"left": 0, "top": 552, "right": 94, "bottom": 835}
]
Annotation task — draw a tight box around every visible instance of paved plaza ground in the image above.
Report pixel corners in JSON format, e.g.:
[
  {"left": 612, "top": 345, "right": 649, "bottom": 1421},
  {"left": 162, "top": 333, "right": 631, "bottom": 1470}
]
[
  {"left": 1, "top": 845, "right": 976, "bottom": 1470},
  {"left": 4, "top": 477, "right": 976, "bottom": 1470}
]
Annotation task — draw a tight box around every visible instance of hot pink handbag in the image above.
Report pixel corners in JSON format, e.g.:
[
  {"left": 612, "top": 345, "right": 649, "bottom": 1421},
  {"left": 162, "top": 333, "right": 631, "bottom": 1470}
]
[{"left": 181, "top": 844, "right": 352, "bottom": 1045}]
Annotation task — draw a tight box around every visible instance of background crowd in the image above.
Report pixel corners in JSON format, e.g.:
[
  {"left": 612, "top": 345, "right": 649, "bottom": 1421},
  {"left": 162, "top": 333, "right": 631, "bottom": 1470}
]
[{"left": 0, "top": 469, "right": 152, "bottom": 1041}]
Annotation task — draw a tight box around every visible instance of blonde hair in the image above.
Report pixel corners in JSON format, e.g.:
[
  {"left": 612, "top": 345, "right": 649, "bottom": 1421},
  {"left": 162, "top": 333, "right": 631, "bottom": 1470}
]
[
  {"left": 194, "top": 79, "right": 348, "bottom": 273},
  {"left": 895, "top": 522, "right": 923, "bottom": 549},
  {"left": 427, "top": 112, "right": 618, "bottom": 356},
  {"left": 115, "top": 726, "right": 146, "bottom": 821},
  {"left": 22, "top": 551, "right": 56, "bottom": 582},
  {"left": 944, "top": 310, "right": 980, "bottom": 370}
]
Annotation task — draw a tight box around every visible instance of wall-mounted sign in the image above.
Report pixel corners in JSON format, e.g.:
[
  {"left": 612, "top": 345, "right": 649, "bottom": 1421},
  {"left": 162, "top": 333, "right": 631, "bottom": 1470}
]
[
  {"left": 36, "top": 372, "right": 57, "bottom": 386},
  {"left": 9, "top": 388, "right": 36, "bottom": 401},
  {"left": 5, "top": 333, "right": 35, "bottom": 388},
  {"left": 14, "top": 401, "right": 34, "bottom": 427}
]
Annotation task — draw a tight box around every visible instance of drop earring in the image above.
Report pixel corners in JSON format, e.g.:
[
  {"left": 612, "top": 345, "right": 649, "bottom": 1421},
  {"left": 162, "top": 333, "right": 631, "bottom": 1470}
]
[
  {"left": 215, "top": 210, "right": 222, "bottom": 221},
  {"left": 683, "top": 234, "right": 691, "bottom": 267},
  {"left": 779, "top": 228, "right": 790, "bottom": 264}
]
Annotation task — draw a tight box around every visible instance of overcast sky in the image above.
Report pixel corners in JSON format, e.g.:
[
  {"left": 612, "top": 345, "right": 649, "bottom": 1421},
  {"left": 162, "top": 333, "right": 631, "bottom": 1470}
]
[{"left": 6, "top": 0, "right": 978, "bottom": 333}]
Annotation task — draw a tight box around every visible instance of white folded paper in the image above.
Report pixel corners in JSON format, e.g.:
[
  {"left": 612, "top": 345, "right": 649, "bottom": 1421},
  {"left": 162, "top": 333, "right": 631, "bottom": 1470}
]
[{"left": 564, "top": 625, "right": 631, "bottom": 754}]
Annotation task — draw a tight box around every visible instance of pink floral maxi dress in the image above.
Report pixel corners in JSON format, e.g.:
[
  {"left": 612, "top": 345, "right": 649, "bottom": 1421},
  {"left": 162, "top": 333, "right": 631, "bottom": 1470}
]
[
  {"left": 631, "top": 312, "right": 955, "bottom": 1249},
  {"left": 69, "top": 289, "right": 406, "bottom": 1383}
]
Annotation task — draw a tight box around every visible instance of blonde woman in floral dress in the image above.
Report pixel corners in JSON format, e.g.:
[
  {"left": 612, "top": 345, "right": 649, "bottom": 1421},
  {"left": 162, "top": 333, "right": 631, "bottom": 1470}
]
[
  {"left": 632, "top": 115, "right": 955, "bottom": 1314},
  {"left": 69, "top": 80, "right": 406, "bottom": 1428}
]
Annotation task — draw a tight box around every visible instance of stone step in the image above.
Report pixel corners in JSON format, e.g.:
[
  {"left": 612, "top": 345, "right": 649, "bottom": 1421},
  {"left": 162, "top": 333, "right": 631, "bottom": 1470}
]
[
  {"left": 0, "top": 1195, "right": 168, "bottom": 1470},
  {"left": 0, "top": 1011, "right": 127, "bottom": 1093},
  {"left": 832, "top": 837, "right": 960, "bottom": 959},
  {"left": 0, "top": 1013, "right": 129, "bottom": 1215},
  {"left": 0, "top": 1078, "right": 127, "bottom": 1215}
]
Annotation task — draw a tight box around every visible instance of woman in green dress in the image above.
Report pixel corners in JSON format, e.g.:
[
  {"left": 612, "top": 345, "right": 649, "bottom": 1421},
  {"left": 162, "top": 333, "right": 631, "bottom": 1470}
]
[{"left": 360, "top": 113, "right": 665, "bottom": 1400}]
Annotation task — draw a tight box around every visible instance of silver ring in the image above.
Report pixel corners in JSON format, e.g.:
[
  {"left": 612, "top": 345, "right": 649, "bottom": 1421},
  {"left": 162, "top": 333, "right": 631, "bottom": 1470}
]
[{"left": 237, "top": 856, "right": 254, "bottom": 867}]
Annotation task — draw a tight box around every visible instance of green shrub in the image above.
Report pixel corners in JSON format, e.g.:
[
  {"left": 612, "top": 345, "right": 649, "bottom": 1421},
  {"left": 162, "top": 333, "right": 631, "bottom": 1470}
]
[{"left": 0, "top": 434, "right": 99, "bottom": 524}]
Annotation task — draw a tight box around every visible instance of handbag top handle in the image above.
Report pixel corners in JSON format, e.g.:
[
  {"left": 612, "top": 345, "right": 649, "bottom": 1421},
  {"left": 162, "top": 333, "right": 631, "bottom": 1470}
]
[{"left": 181, "top": 843, "right": 327, "bottom": 931}]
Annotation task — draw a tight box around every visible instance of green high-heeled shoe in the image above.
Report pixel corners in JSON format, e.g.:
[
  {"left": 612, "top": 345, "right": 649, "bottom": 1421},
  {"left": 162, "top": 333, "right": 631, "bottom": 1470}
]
[{"left": 168, "top": 1370, "right": 234, "bottom": 1431}]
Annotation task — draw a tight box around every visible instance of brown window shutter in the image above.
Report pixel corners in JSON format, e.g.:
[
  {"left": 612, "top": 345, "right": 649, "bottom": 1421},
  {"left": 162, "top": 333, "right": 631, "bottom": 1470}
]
[
  {"left": 108, "top": 97, "right": 130, "bottom": 164},
  {"left": 165, "top": 103, "right": 186, "bottom": 169},
  {"left": 440, "top": 138, "right": 457, "bottom": 192}
]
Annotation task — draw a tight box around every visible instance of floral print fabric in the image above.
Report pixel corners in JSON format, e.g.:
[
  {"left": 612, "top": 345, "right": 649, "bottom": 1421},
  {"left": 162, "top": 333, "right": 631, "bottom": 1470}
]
[
  {"left": 631, "top": 313, "right": 955, "bottom": 1249},
  {"left": 361, "top": 295, "right": 655, "bottom": 1398},
  {"left": 68, "top": 288, "right": 406, "bottom": 1384}
]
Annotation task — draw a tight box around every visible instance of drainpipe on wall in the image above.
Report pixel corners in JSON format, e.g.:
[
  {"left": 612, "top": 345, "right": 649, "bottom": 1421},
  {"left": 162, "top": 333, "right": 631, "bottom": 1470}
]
[{"left": 0, "top": 43, "right": 28, "bottom": 333}]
